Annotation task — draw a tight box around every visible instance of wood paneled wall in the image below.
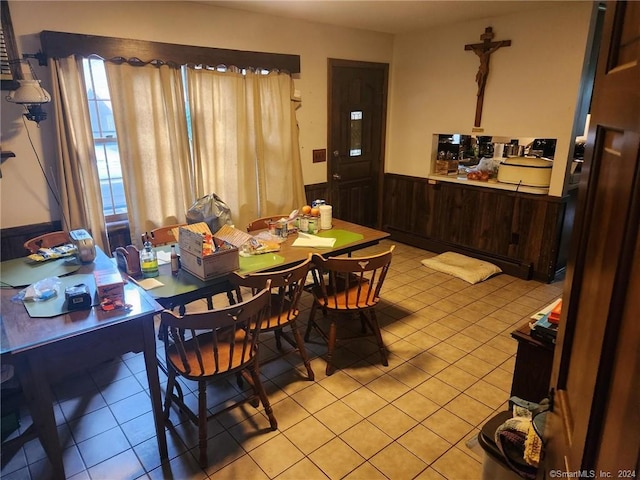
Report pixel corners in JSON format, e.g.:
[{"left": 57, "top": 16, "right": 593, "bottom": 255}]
[{"left": 382, "top": 174, "right": 577, "bottom": 282}]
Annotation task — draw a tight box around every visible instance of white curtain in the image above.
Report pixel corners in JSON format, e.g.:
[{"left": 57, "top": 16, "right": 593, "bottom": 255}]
[
  {"left": 50, "top": 55, "right": 109, "bottom": 251},
  {"left": 187, "top": 67, "right": 305, "bottom": 230},
  {"left": 105, "top": 62, "right": 194, "bottom": 245}
]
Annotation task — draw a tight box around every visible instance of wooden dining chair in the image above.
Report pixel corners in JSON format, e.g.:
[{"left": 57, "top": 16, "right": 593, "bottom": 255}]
[
  {"left": 229, "top": 255, "right": 315, "bottom": 380},
  {"left": 23, "top": 231, "right": 71, "bottom": 253},
  {"left": 246, "top": 214, "right": 291, "bottom": 232},
  {"left": 160, "top": 284, "right": 277, "bottom": 468},
  {"left": 150, "top": 223, "right": 186, "bottom": 247},
  {"left": 304, "top": 245, "right": 395, "bottom": 375}
]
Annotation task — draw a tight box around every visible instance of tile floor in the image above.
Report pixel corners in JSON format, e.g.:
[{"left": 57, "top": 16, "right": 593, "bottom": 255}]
[{"left": 1, "top": 240, "right": 563, "bottom": 480}]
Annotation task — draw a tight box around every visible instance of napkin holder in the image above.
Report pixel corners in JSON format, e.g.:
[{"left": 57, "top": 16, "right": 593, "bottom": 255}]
[{"left": 114, "top": 245, "right": 142, "bottom": 277}]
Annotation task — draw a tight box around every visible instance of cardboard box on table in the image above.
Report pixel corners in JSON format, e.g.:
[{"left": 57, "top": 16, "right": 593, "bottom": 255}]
[
  {"left": 93, "top": 269, "right": 125, "bottom": 303},
  {"left": 178, "top": 223, "right": 239, "bottom": 281}
]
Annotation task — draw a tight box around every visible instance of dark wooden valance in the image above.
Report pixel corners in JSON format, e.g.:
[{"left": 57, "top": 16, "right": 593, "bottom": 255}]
[{"left": 40, "top": 31, "right": 301, "bottom": 74}]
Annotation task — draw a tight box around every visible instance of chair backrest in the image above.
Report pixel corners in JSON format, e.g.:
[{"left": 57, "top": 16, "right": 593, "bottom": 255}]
[
  {"left": 246, "top": 214, "right": 290, "bottom": 233},
  {"left": 228, "top": 255, "right": 312, "bottom": 330},
  {"left": 311, "top": 245, "right": 395, "bottom": 310},
  {"left": 23, "top": 231, "right": 71, "bottom": 253},
  {"left": 150, "top": 224, "right": 186, "bottom": 247},
  {"left": 160, "top": 284, "right": 271, "bottom": 378}
]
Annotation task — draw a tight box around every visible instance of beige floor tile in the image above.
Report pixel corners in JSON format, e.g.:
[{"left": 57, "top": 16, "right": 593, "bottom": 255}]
[
  {"left": 431, "top": 446, "right": 483, "bottom": 480},
  {"left": 422, "top": 409, "right": 474, "bottom": 445},
  {"left": 465, "top": 380, "right": 510, "bottom": 410},
  {"left": 341, "top": 386, "right": 388, "bottom": 417},
  {"left": 469, "top": 344, "right": 513, "bottom": 367},
  {"left": 318, "top": 370, "right": 362, "bottom": 399},
  {"left": 367, "top": 374, "right": 411, "bottom": 402},
  {"left": 429, "top": 342, "right": 467, "bottom": 363},
  {"left": 453, "top": 355, "right": 496, "bottom": 379},
  {"left": 483, "top": 366, "right": 516, "bottom": 393},
  {"left": 408, "top": 351, "right": 450, "bottom": 376},
  {"left": 397, "top": 424, "right": 451, "bottom": 465},
  {"left": 388, "top": 362, "right": 433, "bottom": 388},
  {"left": 394, "top": 390, "right": 440, "bottom": 422},
  {"left": 343, "top": 461, "right": 388, "bottom": 480},
  {"left": 248, "top": 434, "right": 305, "bottom": 478},
  {"left": 413, "top": 467, "right": 447, "bottom": 479},
  {"left": 341, "top": 420, "right": 394, "bottom": 459},
  {"left": 443, "top": 394, "right": 494, "bottom": 427},
  {"left": 369, "top": 442, "right": 428, "bottom": 480},
  {"left": 212, "top": 453, "right": 269, "bottom": 480},
  {"left": 308, "top": 437, "right": 365, "bottom": 479},
  {"left": 414, "top": 377, "right": 460, "bottom": 407},
  {"left": 276, "top": 457, "right": 331, "bottom": 480},
  {"left": 403, "top": 329, "right": 441, "bottom": 350},
  {"left": 314, "top": 400, "right": 364, "bottom": 435},
  {"left": 434, "top": 365, "right": 479, "bottom": 391},
  {"left": 282, "top": 416, "right": 336, "bottom": 455},
  {"left": 446, "top": 333, "right": 482, "bottom": 353},
  {"left": 368, "top": 404, "right": 417, "bottom": 439},
  {"left": 270, "top": 397, "right": 311, "bottom": 431},
  {"left": 290, "top": 382, "right": 338, "bottom": 414}
]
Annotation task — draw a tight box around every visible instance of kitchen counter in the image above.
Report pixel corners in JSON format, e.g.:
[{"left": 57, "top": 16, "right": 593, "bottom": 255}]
[{"left": 428, "top": 173, "right": 550, "bottom": 195}]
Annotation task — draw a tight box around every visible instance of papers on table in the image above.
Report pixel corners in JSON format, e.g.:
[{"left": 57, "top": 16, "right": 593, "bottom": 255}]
[
  {"left": 291, "top": 232, "right": 337, "bottom": 248},
  {"left": 132, "top": 277, "right": 164, "bottom": 290},
  {"left": 156, "top": 251, "right": 171, "bottom": 265}
]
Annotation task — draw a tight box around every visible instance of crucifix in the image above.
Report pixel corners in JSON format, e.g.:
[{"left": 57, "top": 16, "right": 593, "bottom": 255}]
[{"left": 465, "top": 27, "right": 511, "bottom": 128}]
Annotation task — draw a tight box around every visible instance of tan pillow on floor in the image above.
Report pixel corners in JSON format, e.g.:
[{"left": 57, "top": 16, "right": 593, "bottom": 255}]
[{"left": 421, "top": 252, "right": 501, "bottom": 284}]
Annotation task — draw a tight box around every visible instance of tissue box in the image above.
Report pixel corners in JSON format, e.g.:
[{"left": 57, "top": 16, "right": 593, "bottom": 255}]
[
  {"left": 178, "top": 224, "right": 239, "bottom": 281},
  {"left": 93, "top": 269, "right": 125, "bottom": 303}
]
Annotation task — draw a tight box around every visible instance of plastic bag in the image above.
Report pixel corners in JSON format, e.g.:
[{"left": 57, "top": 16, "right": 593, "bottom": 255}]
[
  {"left": 14, "top": 276, "right": 63, "bottom": 302},
  {"left": 186, "top": 193, "right": 233, "bottom": 233}
]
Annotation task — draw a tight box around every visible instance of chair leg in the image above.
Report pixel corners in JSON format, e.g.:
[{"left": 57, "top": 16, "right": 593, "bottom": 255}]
[
  {"left": 304, "top": 300, "right": 319, "bottom": 342},
  {"left": 325, "top": 316, "right": 338, "bottom": 376},
  {"left": 248, "top": 365, "right": 277, "bottom": 430},
  {"left": 274, "top": 329, "right": 283, "bottom": 350},
  {"left": 365, "top": 310, "right": 388, "bottom": 367},
  {"left": 198, "top": 380, "right": 208, "bottom": 468},
  {"left": 289, "top": 320, "right": 315, "bottom": 380},
  {"left": 163, "top": 369, "right": 176, "bottom": 423}
]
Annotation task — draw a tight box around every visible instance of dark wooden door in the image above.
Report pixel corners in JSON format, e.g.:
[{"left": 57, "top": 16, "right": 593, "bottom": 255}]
[
  {"left": 328, "top": 59, "right": 388, "bottom": 228},
  {"left": 544, "top": 1, "right": 639, "bottom": 474}
]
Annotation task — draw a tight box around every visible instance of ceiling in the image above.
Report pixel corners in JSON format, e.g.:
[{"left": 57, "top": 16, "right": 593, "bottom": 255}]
[{"left": 196, "top": 1, "right": 560, "bottom": 35}]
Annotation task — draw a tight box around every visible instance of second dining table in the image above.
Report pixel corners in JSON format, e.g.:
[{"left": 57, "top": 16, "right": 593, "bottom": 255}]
[{"left": 143, "top": 218, "right": 390, "bottom": 311}]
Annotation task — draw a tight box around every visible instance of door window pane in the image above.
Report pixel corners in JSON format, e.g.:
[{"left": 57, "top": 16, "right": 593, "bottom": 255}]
[{"left": 350, "top": 110, "right": 362, "bottom": 156}]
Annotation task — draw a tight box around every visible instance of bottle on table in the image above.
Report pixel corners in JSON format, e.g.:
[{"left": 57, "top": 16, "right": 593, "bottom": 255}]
[
  {"left": 140, "top": 232, "right": 159, "bottom": 278},
  {"left": 170, "top": 245, "right": 179, "bottom": 276}
]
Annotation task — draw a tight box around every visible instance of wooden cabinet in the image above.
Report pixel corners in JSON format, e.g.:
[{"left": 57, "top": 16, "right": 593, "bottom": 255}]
[
  {"left": 382, "top": 173, "right": 577, "bottom": 282},
  {"left": 510, "top": 322, "right": 554, "bottom": 403}
]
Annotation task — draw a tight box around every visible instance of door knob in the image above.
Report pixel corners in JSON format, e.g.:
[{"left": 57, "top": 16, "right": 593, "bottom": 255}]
[
  {"left": 332, "top": 173, "right": 342, "bottom": 180},
  {"left": 333, "top": 150, "right": 340, "bottom": 157}
]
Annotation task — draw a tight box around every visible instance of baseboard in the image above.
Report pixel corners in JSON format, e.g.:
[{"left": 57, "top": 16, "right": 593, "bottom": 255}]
[{"left": 385, "top": 226, "right": 533, "bottom": 280}]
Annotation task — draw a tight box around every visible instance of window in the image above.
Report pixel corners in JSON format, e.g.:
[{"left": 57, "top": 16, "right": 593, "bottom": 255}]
[{"left": 82, "top": 57, "right": 126, "bottom": 221}]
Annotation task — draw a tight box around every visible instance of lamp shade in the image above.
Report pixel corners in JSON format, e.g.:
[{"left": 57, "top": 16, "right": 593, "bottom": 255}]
[{"left": 6, "top": 79, "right": 51, "bottom": 105}]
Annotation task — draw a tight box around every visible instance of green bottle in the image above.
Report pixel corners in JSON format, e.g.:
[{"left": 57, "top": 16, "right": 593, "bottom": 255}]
[{"left": 140, "top": 233, "right": 159, "bottom": 278}]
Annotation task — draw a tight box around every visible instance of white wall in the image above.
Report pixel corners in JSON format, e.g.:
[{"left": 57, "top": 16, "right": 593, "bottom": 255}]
[
  {"left": 0, "top": 0, "right": 394, "bottom": 228},
  {"left": 386, "top": 2, "right": 594, "bottom": 196},
  {"left": 0, "top": 1, "right": 593, "bottom": 229}
]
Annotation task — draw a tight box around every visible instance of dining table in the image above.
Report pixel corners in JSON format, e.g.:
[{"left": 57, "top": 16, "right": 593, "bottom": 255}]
[
  {"left": 0, "top": 247, "right": 167, "bottom": 480},
  {"left": 143, "top": 218, "right": 391, "bottom": 311}
]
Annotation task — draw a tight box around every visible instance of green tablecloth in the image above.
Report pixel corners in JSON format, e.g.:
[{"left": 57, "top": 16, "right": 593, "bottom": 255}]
[
  {"left": 315, "top": 229, "right": 364, "bottom": 248},
  {"left": 0, "top": 257, "right": 82, "bottom": 288},
  {"left": 239, "top": 253, "right": 285, "bottom": 273}
]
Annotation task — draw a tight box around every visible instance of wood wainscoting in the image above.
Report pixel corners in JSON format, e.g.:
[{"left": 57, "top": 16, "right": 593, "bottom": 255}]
[
  {"left": 0, "top": 221, "right": 63, "bottom": 261},
  {"left": 382, "top": 173, "right": 577, "bottom": 282}
]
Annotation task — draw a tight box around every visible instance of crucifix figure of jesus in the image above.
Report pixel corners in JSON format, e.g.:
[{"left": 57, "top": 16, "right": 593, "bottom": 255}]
[{"left": 465, "top": 27, "right": 511, "bottom": 127}]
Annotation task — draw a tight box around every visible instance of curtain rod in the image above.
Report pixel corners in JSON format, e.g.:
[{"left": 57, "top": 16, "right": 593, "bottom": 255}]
[{"left": 40, "top": 31, "right": 301, "bottom": 74}]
